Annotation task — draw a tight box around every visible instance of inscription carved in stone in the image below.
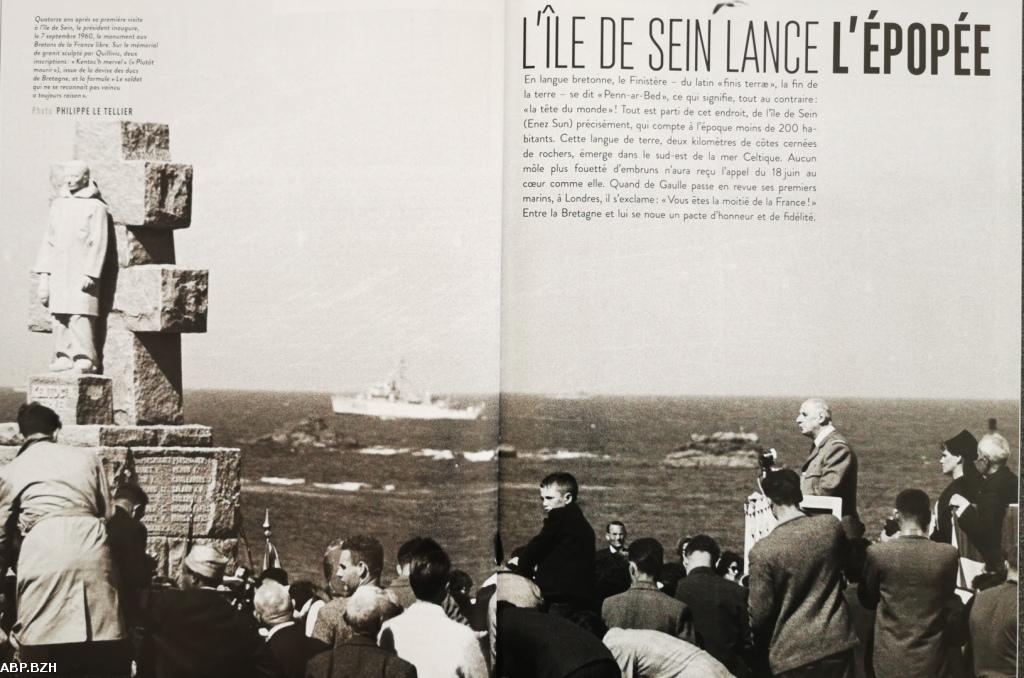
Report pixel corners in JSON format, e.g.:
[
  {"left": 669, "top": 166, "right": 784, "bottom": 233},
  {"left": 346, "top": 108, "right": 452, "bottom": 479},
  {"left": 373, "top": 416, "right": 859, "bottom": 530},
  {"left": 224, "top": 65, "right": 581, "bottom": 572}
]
[
  {"left": 28, "top": 380, "right": 71, "bottom": 405},
  {"left": 135, "top": 456, "right": 216, "bottom": 535},
  {"left": 27, "top": 374, "right": 113, "bottom": 425}
]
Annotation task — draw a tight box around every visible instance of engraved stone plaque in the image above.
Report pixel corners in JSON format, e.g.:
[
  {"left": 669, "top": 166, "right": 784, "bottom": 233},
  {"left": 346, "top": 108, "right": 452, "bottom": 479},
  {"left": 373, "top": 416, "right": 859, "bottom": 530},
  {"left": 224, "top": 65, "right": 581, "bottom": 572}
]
[
  {"left": 133, "top": 447, "right": 239, "bottom": 537},
  {"left": 135, "top": 455, "right": 214, "bottom": 535}
]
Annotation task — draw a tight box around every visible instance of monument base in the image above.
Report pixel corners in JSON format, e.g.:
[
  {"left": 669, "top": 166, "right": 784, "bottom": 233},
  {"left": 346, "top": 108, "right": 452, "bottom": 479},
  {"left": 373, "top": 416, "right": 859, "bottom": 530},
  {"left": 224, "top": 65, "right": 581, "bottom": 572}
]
[
  {"left": 0, "top": 423, "right": 240, "bottom": 579},
  {"left": 0, "top": 424, "right": 213, "bottom": 449}
]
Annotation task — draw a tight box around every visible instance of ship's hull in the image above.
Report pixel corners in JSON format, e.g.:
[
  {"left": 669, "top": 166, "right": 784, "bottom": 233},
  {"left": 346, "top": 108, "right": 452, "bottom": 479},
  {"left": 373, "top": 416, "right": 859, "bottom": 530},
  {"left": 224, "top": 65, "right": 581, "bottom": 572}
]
[{"left": 331, "top": 395, "right": 482, "bottom": 420}]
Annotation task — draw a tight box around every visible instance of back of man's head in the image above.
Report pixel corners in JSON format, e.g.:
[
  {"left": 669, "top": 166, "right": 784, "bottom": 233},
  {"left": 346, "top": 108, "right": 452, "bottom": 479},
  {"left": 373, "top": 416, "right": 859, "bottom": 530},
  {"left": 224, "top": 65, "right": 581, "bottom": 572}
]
[
  {"left": 715, "top": 551, "right": 743, "bottom": 579},
  {"left": 627, "top": 538, "right": 664, "bottom": 577},
  {"left": 17, "top": 402, "right": 61, "bottom": 437},
  {"left": 657, "top": 562, "right": 686, "bottom": 595},
  {"left": 344, "top": 534, "right": 384, "bottom": 581},
  {"left": 396, "top": 537, "right": 426, "bottom": 570},
  {"left": 289, "top": 580, "right": 318, "bottom": 611},
  {"left": 540, "top": 472, "right": 578, "bottom": 501},
  {"left": 344, "top": 585, "right": 402, "bottom": 637},
  {"left": 409, "top": 538, "right": 451, "bottom": 603},
  {"left": 895, "top": 488, "right": 931, "bottom": 531},
  {"left": 761, "top": 469, "right": 803, "bottom": 507},
  {"left": 683, "top": 534, "right": 721, "bottom": 568},
  {"left": 254, "top": 580, "right": 293, "bottom": 627}
]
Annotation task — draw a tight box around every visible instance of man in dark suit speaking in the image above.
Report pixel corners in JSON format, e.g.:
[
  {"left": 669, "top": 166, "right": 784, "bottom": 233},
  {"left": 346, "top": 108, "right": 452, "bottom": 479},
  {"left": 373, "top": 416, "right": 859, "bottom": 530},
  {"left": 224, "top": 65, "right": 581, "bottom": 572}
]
[
  {"left": 513, "top": 472, "right": 596, "bottom": 616},
  {"left": 796, "top": 398, "right": 864, "bottom": 538}
]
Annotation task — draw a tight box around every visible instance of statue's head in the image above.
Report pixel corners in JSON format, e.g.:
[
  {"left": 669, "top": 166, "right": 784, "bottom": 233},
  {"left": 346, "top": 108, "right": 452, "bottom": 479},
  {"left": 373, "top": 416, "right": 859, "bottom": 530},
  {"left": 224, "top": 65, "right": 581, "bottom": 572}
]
[{"left": 62, "top": 161, "right": 90, "bottom": 194}]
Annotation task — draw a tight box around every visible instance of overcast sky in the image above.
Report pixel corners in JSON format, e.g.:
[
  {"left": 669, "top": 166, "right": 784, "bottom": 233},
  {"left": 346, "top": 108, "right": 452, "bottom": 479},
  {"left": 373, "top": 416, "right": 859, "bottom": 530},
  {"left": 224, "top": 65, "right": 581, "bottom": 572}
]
[{"left": 1, "top": 0, "right": 1020, "bottom": 399}]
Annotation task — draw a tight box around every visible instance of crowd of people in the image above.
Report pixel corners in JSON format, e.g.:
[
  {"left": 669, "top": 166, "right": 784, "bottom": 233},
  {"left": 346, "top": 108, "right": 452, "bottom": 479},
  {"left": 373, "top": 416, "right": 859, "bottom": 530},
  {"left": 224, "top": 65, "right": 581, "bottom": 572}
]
[{"left": 0, "top": 398, "right": 1016, "bottom": 677}]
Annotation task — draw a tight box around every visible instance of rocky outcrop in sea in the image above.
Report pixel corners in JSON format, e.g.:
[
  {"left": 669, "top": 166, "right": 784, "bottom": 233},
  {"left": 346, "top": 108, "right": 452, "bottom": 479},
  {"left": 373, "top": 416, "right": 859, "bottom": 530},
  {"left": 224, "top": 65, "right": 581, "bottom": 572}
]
[
  {"left": 245, "top": 417, "right": 359, "bottom": 453},
  {"left": 663, "top": 431, "right": 764, "bottom": 468}
]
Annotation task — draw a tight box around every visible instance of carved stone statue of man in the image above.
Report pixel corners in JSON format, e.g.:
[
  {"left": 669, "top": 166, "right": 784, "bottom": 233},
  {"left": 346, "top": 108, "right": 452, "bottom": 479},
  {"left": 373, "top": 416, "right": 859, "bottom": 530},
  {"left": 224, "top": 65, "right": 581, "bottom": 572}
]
[{"left": 33, "top": 161, "right": 109, "bottom": 374}]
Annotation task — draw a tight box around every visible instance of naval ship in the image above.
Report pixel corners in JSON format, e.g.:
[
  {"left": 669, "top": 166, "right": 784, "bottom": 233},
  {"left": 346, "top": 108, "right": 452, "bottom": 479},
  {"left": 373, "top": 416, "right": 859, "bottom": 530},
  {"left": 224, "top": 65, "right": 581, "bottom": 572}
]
[{"left": 331, "top": 361, "right": 483, "bottom": 420}]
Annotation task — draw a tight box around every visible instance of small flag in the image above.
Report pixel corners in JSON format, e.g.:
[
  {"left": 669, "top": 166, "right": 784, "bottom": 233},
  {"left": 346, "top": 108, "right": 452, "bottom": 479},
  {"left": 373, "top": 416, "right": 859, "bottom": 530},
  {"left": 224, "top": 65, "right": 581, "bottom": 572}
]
[{"left": 262, "top": 508, "right": 283, "bottom": 571}]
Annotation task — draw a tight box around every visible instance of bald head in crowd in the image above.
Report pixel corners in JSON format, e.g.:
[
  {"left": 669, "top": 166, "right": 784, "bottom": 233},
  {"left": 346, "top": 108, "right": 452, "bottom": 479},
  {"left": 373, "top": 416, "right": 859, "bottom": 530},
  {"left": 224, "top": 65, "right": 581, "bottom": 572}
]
[
  {"left": 254, "top": 581, "right": 294, "bottom": 627},
  {"left": 343, "top": 585, "right": 402, "bottom": 638}
]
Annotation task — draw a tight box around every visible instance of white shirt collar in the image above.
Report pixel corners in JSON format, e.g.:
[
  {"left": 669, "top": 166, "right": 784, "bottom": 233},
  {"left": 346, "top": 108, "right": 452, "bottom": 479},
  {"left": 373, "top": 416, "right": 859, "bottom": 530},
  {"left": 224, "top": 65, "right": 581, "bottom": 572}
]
[
  {"left": 265, "top": 620, "right": 295, "bottom": 641},
  {"left": 814, "top": 424, "right": 836, "bottom": 448}
]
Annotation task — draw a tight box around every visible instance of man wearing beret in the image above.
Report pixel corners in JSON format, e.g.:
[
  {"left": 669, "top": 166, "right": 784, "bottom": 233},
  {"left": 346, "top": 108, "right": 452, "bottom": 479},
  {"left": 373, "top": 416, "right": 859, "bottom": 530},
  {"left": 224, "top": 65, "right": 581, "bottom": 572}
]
[
  {"left": 930, "top": 429, "right": 981, "bottom": 545},
  {"left": 138, "top": 544, "right": 263, "bottom": 678}
]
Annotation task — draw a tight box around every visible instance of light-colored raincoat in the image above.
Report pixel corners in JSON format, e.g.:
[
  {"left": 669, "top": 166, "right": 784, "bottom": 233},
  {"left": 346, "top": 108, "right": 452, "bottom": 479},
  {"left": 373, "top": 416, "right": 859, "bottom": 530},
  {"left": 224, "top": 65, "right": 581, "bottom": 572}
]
[{"left": 0, "top": 436, "right": 124, "bottom": 646}]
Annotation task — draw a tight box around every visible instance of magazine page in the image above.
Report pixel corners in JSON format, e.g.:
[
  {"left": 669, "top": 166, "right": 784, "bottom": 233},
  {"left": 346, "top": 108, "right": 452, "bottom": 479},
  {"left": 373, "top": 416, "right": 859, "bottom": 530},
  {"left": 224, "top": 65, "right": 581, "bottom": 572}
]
[
  {"left": 0, "top": 0, "right": 504, "bottom": 662},
  {"left": 0, "top": 0, "right": 1018, "bottom": 674},
  {"left": 499, "top": 0, "right": 1019, "bottom": 673}
]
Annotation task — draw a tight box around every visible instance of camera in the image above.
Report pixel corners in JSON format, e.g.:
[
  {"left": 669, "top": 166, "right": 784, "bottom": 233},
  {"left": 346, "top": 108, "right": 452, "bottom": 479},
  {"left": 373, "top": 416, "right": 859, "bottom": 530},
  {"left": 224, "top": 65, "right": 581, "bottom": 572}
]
[
  {"left": 758, "top": 447, "right": 778, "bottom": 473},
  {"left": 883, "top": 515, "right": 900, "bottom": 537},
  {"left": 222, "top": 566, "right": 257, "bottom": 614}
]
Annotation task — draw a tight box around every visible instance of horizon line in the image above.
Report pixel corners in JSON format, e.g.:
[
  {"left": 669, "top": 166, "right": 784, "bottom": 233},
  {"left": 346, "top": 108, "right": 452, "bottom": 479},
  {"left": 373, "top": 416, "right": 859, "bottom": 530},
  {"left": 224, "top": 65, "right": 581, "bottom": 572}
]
[{"left": 1, "top": 384, "right": 1016, "bottom": 404}]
